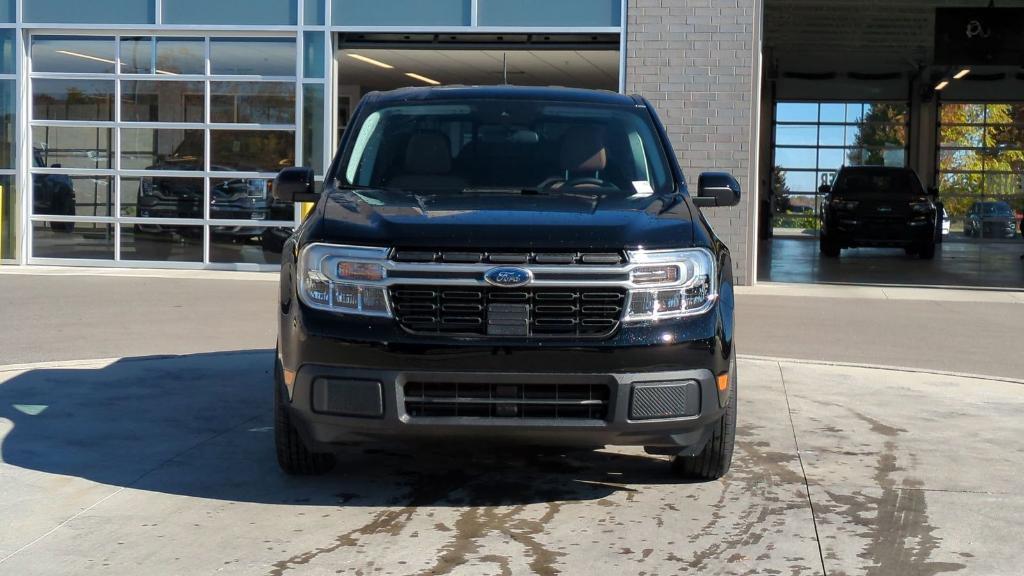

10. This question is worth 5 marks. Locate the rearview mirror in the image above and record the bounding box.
[694,172,741,208]
[273,167,317,203]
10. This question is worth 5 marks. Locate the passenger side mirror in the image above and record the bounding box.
[818,184,831,194]
[50,163,62,169]
[927,186,939,198]
[273,167,317,203]
[694,172,741,208]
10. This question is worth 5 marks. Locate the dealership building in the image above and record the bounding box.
[0,0,1021,288]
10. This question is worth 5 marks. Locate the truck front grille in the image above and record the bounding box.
[404,382,611,420]
[389,286,626,338]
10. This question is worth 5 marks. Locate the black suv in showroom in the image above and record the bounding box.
[964,201,1018,239]
[272,86,742,480]
[819,166,940,259]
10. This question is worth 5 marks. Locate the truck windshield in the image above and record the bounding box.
[337,99,674,196]
[832,169,924,197]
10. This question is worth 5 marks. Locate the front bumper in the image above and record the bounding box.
[829,216,935,246]
[279,301,732,454]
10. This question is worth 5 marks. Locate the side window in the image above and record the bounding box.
[345,111,382,186]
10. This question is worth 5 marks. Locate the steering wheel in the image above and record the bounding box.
[536,177,619,192]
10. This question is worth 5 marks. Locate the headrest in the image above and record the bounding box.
[404,132,452,175]
[560,126,607,173]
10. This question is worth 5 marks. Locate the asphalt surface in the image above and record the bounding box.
[2,353,1021,575]
[1,271,1021,379]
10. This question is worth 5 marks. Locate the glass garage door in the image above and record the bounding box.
[28,34,300,268]
[771,101,909,236]
[937,102,1024,240]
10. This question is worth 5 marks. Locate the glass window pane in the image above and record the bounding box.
[845,104,865,124]
[33,174,113,217]
[0,80,14,169]
[164,0,296,25]
[985,124,1024,149]
[775,102,818,123]
[32,126,113,169]
[0,176,15,259]
[774,147,816,170]
[848,124,907,148]
[210,226,292,264]
[478,0,618,26]
[32,36,116,73]
[121,80,205,123]
[863,103,907,124]
[32,222,115,260]
[817,148,846,172]
[120,37,152,74]
[939,126,983,148]
[304,0,325,25]
[156,38,205,75]
[774,125,816,146]
[121,225,203,262]
[211,130,295,172]
[303,32,325,79]
[25,0,154,24]
[210,177,290,221]
[939,149,984,172]
[818,125,847,146]
[938,172,983,196]
[120,177,203,218]
[303,84,324,174]
[0,0,12,23]
[120,128,204,171]
[210,82,296,124]
[210,38,296,76]
[819,103,845,123]
[940,103,985,125]
[333,0,470,26]
[0,29,14,74]
[777,170,817,193]
[32,79,115,121]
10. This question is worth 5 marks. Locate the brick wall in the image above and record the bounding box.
[626,0,761,285]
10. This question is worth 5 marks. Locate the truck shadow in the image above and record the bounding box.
[0,350,692,509]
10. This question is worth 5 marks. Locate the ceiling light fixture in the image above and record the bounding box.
[934,80,950,91]
[346,53,394,69]
[405,72,441,86]
[953,68,971,79]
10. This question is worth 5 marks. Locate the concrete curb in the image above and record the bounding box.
[739,353,1024,386]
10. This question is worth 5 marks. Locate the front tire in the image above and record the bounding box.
[918,241,936,260]
[274,359,335,475]
[672,355,737,481]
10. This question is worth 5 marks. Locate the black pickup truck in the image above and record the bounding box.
[272,86,742,480]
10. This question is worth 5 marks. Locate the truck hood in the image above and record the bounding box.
[315,189,695,250]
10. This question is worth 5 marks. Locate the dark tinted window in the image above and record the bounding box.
[338,99,673,196]
[832,169,923,196]
[981,202,1013,216]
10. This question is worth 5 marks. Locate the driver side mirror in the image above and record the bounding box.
[272,167,318,203]
[694,172,741,208]
[927,186,939,198]
[818,184,831,194]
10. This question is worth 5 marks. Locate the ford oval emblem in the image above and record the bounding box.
[484,267,533,288]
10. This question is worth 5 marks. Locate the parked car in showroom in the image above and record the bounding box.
[964,201,1017,239]
[272,86,741,480]
[818,166,939,259]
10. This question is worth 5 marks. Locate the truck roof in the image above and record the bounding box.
[363,85,640,107]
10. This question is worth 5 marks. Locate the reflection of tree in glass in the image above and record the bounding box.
[847,104,908,166]
[938,103,1024,222]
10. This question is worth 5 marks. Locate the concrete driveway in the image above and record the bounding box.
[1,353,1021,575]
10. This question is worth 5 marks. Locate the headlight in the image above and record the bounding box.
[624,248,717,322]
[298,244,391,317]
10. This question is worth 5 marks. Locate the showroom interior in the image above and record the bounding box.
[0,0,1021,289]
[759,0,1024,289]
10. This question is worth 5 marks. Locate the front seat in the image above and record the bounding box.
[386,132,466,191]
[557,125,608,188]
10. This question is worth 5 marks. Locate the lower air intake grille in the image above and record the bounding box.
[404,382,611,420]
[389,286,626,338]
